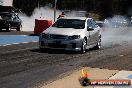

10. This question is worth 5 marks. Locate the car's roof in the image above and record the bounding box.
[60,17,92,20]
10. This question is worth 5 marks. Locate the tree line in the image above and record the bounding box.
[13,0,132,19]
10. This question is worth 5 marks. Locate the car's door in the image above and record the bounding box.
[87,19,100,45]
[91,20,100,43]
[86,19,93,46]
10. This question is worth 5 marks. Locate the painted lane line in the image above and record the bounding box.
[1,41,38,47]
[105,71,132,88]
[128,74,132,79]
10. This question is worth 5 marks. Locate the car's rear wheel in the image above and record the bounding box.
[80,39,87,54]
[94,37,101,49]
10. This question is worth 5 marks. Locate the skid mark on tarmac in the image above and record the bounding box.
[0,35,39,46]
[38,67,132,88]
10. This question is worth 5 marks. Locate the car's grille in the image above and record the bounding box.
[50,34,67,39]
[72,43,76,49]
[48,43,66,48]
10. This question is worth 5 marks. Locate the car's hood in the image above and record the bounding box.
[43,27,84,36]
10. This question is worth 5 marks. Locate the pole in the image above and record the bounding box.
[38,0,40,8]
[54,0,57,22]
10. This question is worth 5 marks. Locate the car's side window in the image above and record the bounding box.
[87,19,93,28]
[91,20,97,28]
[87,19,95,31]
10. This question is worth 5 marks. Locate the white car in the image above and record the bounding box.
[39,17,101,53]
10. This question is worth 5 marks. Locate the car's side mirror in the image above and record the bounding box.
[87,27,94,31]
[96,24,99,27]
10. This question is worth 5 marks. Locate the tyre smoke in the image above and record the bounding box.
[19,7,61,31]
[3,0,132,47]
[101,15,132,47]
[19,9,87,31]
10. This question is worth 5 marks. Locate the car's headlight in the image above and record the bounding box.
[41,33,49,38]
[68,35,80,40]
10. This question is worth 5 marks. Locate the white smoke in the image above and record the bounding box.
[104,15,128,28]
[0,0,13,6]
[20,9,87,31]
[20,8,132,47]
[101,15,132,47]
[20,7,61,31]
[2,0,132,47]
[64,11,87,17]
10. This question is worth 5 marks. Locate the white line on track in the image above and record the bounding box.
[0,41,38,47]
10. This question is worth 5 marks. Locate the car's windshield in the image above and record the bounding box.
[52,19,85,29]
[0,13,12,20]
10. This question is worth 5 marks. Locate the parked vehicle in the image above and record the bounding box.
[104,16,128,28]
[39,17,101,53]
[96,21,104,27]
[0,12,22,31]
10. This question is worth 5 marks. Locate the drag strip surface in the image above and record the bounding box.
[0,29,132,88]
[0,41,132,88]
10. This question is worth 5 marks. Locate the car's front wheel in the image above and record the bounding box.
[16,25,22,31]
[6,24,11,32]
[6,27,11,32]
[80,39,87,54]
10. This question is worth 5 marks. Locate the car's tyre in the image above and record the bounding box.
[94,37,101,50]
[80,38,87,54]
[6,27,11,32]
[6,24,11,32]
[16,25,22,31]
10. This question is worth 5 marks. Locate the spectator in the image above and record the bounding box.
[57,12,65,19]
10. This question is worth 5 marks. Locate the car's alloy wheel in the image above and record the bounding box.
[95,38,101,49]
[80,39,87,54]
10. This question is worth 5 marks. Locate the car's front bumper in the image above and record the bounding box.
[39,37,83,51]
[0,22,9,29]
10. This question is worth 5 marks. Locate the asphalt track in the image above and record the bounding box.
[0,30,132,88]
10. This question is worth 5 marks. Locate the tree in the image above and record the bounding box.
[13,0,132,18]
